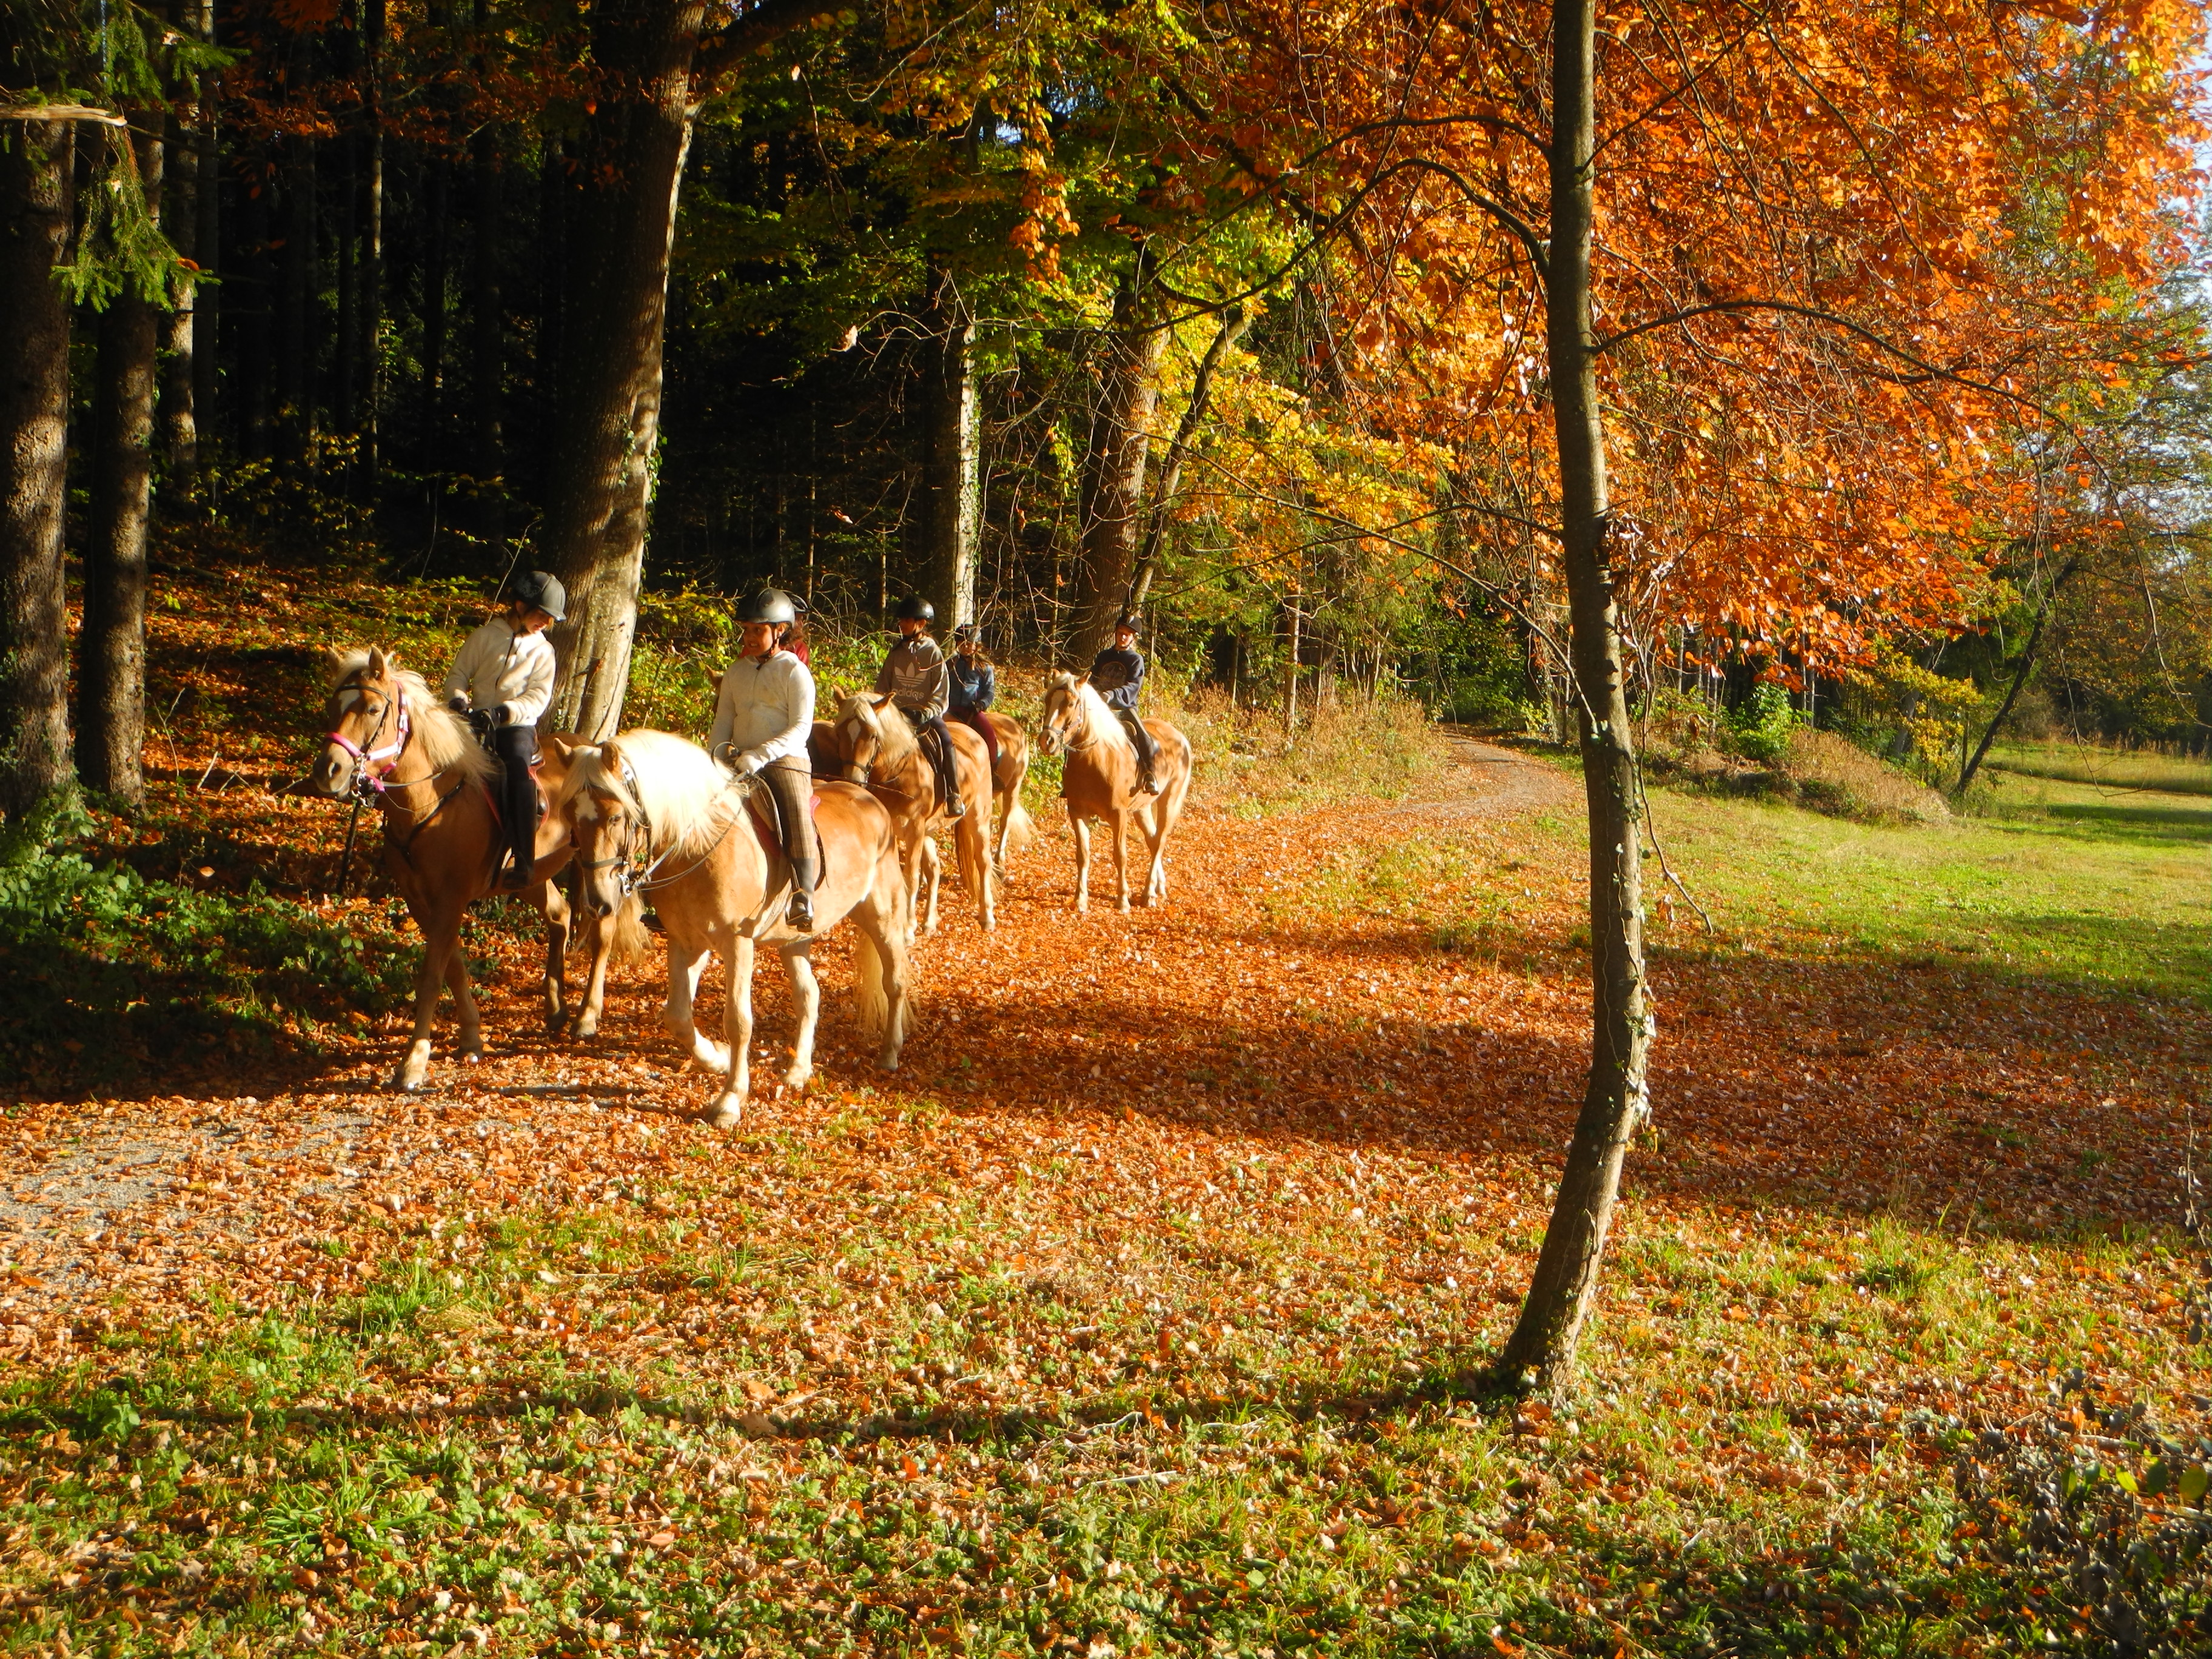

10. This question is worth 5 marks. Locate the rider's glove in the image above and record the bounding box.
[447,693,470,715]
[491,705,512,726]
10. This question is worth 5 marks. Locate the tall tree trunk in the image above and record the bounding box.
[422,150,449,459]
[471,110,504,549]
[159,87,199,494]
[360,0,386,484]
[238,155,273,458]
[541,0,707,740]
[1127,302,1247,613]
[1067,254,1164,665]
[918,263,978,629]
[0,117,77,817]
[80,123,166,809]
[335,132,357,435]
[276,136,317,464]
[192,72,219,452]
[1498,0,1652,1397]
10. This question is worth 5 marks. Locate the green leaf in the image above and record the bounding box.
[2181,1464,2210,1504]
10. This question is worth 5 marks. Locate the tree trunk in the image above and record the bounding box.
[159,88,199,492]
[1067,255,1164,665]
[276,136,317,464]
[0,117,78,817]
[1956,555,2078,797]
[335,132,357,435]
[1283,596,1301,734]
[1128,302,1247,613]
[360,0,385,484]
[80,122,166,809]
[471,109,504,549]
[918,263,979,629]
[192,69,218,452]
[1496,0,1653,1397]
[238,155,272,458]
[541,0,707,740]
[422,150,450,458]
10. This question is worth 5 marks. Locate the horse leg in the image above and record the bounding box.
[917,836,942,939]
[665,939,731,1076]
[960,807,994,931]
[779,942,819,1095]
[444,947,484,1062]
[397,912,461,1091]
[1069,804,1091,914]
[1111,809,1133,914]
[707,934,757,1129]
[573,907,615,1040]
[539,876,573,1031]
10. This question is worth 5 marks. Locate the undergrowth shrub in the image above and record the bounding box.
[1727,683,1800,762]
[0,799,414,1093]
[1178,687,1447,813]
[1640,691,1947,822]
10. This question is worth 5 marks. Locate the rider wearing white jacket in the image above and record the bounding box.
[709,589,818,930]
[441,571,565,888]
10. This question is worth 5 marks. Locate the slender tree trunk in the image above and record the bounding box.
[192,75,219,452]
[471,106,504,549]
[422,150,450,458]
[0,116,77,817]
[541,0,707,740]
[1128,302,1247,613]
[159,85,199,494]
[361,0,386,484]
[276,136,317,464]
[238,155,273,458]
[1068,256,1165,665]
[1283,596,1301,734]
[919,263,979,629]
[1956,555,2078,797]
[80,122,167,808]
[1498,0,1652,1398]
[335,132,357,435]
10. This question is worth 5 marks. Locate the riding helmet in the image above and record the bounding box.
[736,586,799,626]
[1114,610,1142,633]
[506,569,567,622]
[895,594,936,623]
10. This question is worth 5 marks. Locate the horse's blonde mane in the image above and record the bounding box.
[555,729,737,857]
[329,649,497,784]
[1045,672,1130,757]
[836,689,920,769]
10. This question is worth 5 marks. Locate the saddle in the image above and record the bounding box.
[745,786,820,861]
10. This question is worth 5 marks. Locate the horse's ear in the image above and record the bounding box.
[544,734,574,763]
[872,693,896,711]
[366,647,390,680]
[324,648,351,683]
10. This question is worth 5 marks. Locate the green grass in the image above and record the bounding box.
[1986,739,2211,797]
[1637,768,2208,1001]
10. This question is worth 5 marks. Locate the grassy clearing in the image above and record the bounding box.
[1629,767,2209,1002]
[1988,740,2211,797]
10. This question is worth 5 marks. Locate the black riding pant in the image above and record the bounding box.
[759,757,817,896]
[493,723,539,877]
[1115,708,1158,779]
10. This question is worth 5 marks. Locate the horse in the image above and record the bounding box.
[554,729,911,1127]
[309,648,643,1090]
[821,691,997,936]
[964,711,1037,877]
[1036,672,1194,913]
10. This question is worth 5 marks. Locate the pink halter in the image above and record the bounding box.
[327,683,411,791]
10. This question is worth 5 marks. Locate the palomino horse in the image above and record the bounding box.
[1037,673,1194,913]
[309,649,642,1090]
[822,691,997,936]
[964,711,1036,877]
[555,730,911,1127]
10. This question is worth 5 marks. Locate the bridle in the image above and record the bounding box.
[574,754,740,898]
[326,679,412,796]
[1041,689,1099,757]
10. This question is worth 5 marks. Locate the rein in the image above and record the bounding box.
[327,677,482,866]
[580,759,742,897]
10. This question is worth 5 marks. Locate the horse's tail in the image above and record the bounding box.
[1000,797,1035,859]
[609,891,651,963]
[855,928,889,1044]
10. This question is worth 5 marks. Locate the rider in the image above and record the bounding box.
[876,595,964,819]
[1088,610,1159,795]
[442,569,563,888]
[709,587,818,931]
[946,622,999,783]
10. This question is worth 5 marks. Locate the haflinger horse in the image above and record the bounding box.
[966,711,1037,877]
[1037,673,1194,913]
[310,648,644,1090]
[822,691,999,936]
[555,729,911,1127]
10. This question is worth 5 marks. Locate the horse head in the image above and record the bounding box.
[1037,672,1090,757]
[833,691,899,785]
[557,741,645,919]
[316,647,410,798]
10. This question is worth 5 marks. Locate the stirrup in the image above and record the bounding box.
[944,796,965,819]
[786,891,816,932]
[501,859,532,890]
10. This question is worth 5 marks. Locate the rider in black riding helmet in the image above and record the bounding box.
[709,587,818,931]
[876,595,965,819]
[1088,610,1159,795]
[441,569,563,888]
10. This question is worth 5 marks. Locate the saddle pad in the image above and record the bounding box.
[746,789,821,860]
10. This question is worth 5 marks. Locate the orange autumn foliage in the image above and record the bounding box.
[1179,0,2208,672]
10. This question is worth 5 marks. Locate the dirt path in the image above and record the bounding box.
[1370,728,1583,823]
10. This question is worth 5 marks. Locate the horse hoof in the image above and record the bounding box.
[705,1102,743,1130]
[392,1068,424,1092]
[782,1069,813,1095]
[572,1017,600,1040]
[460,1047,483,1065]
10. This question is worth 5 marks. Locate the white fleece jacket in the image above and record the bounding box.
[709,650,815,774]
[441,617,558,727]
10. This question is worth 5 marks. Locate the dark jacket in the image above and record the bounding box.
[1089,646,1145,711]
[948,654,995,713]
